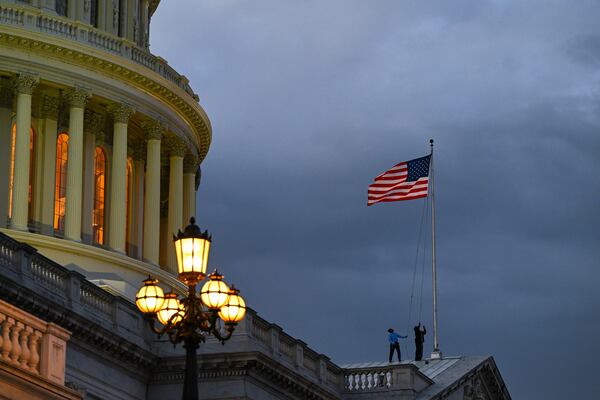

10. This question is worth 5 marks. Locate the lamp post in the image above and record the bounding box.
[135,217,246,400]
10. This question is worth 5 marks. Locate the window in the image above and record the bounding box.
[125,157,133,255]
[93,147,106,244]
[90,0,99,28]
[9,123,35,222]
[54,133,69,232]
[55,0,68,17]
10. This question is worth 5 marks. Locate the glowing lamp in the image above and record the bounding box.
[200,270,230,310]
[173,217,211,285]
[218,286,246,324]
[135,277,164,314]
[157,291,184,325]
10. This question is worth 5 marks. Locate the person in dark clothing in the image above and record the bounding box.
[414,323,426,361]
[388,328,407,363]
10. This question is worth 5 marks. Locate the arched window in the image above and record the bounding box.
[9,123,35,222]
[93,147,107,244]
[54,133,69,232]
[125,157,133,255]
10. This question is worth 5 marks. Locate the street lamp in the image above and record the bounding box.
[135,217,246,400]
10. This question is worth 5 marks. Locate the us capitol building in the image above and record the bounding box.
[0,1,511,399]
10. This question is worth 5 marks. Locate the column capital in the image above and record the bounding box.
[41,95,60,120]
[131,142,147,161]
[142,119,165,141]
[13,73,39,95]
[0,79,13,108]
[84,109,105,135]
[166,135,188,158]
[63,87,91,108]
[109,102,136,124]
[183,153,200,174]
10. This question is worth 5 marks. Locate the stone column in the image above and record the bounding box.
[140,0,149,47]
[183,154,198,226]
[166,137,187,273]
[108,103,135,253]
[10,73,39,231]
[82,110,105,243]
[142,120,164,265]
[63,87,90,241]
[39,94,60,235]
[0,80,13,227]
[132,144,145,259]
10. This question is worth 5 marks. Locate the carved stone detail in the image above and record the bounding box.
[63,87,91,108]
[108,103,136,124]
[165,136,188,158]
[41,95,60,119]
[12,73,39,95]
[142,119,165,141]
[183,153,199,174]
[131,142,147,161]
[84,109,105,135]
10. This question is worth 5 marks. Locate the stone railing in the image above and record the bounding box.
[0,231,144,346]
[344,366,394,391]
[0,4,197,100]
[341,363,433,396]
[0,299,70,385]
[244,310,343,393]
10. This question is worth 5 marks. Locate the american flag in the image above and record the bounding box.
[368,155,431,206]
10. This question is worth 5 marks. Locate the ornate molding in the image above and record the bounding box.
[108,102,136,124]
[131,142,147,161]
[166,136,188,158]
[12,72,39,95]
[142,119,165,141]
[84,109,105,135]
[0,31,211,161]
[63,87,91,108]
[41,94,60,119]
[183,154,199,174]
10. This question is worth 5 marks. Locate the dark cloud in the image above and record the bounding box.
[151,2,600,398]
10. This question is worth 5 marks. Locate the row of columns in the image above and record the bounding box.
[7,73,199,269]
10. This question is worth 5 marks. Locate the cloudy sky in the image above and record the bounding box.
[151,1,600,398]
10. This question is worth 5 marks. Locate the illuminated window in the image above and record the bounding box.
[54,133,69,232]
[125,157,133,255]
[9,123,35,221]
[93,147,107,244]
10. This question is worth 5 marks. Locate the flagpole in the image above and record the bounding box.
[430,139,442,360]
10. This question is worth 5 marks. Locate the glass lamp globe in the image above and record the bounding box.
[157,291,184,325]
[173,217,211,286]
[200,270,230,310]
[218,286,246,325]
[135,277,165,314]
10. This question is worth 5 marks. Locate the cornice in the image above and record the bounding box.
[152,352,341,400]
[0,28,211,162]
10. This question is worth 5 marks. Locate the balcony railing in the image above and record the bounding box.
[0,4,197,100]
[0,298,71,385]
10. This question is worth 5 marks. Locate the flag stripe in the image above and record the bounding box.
[367,156,430,205]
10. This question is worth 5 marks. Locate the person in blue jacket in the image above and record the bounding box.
[388,328,407,363]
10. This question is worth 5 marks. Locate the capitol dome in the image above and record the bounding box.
[0,0,209,298]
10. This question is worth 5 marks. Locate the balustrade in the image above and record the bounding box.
[345,368,392,391]
[0,300,70,384]
[0,4,196,98]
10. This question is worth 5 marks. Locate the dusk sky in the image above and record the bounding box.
[151,2,600,398]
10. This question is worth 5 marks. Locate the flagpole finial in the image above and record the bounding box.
[429,139,434,146]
